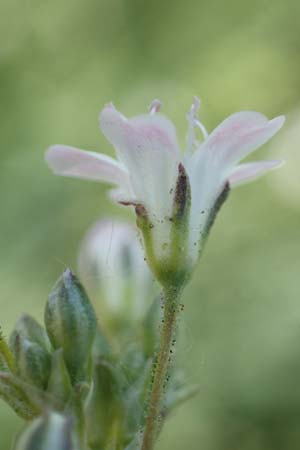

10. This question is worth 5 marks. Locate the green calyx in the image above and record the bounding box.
[135,163,192,290]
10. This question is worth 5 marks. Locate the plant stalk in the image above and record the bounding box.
[141,286,181,450]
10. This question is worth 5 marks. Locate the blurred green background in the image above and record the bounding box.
[1,0,300,449]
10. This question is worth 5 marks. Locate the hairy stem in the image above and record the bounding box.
[141,286,181,450]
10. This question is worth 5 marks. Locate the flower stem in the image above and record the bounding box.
[141,286,181,450]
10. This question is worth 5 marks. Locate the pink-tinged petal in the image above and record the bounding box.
[45,145,129,188]
[99,104,181,159]
[99,104,181,217]
[229,160,284,187]
[200,111,285,165]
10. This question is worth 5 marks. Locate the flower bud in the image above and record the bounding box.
[9,316,52,389]
[10,335,51,389]
[45,269,97,384]
[78,219,155,329]
[10,314,51,353]
[14,412,79,450]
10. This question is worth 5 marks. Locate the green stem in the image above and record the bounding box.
[141,286,181,450]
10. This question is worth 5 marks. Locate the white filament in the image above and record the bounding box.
[186,96,208,155]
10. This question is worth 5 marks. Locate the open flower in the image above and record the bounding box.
[78,218,154,324]
[46,99,284,286]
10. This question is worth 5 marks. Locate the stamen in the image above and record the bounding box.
[194,118,209,140]
[191,96,200,114]
[186,96,208,155]
[149,99,163,115]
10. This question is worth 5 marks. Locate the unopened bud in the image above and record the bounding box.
[9,315,51,388]
[45,269,97,384]
[78,219,155,329]
[15,412,79,450]
[10,335,51,389]
[11,314,51,352]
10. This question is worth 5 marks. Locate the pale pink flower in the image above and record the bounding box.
[46,99,284,283]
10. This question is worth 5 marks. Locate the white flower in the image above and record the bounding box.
[78,218,154,323]
[46,98,284,285]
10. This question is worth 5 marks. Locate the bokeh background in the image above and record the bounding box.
[1,0,300,449]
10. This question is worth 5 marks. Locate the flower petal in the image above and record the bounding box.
[200,112,285,165]
[99,104,181,158]
[99,104,181,217]
[45,145,129,188]
[229,160,284,187]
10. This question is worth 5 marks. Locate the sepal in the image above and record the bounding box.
[85,359,125,449]
[0,372,57,419]
[47,349,72,405]
[0,372,39,420]
[201,181,230,243]
[171,163,191,230]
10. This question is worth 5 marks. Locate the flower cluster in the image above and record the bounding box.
[0,96,285,450]
[0,268,174,450]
